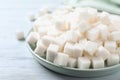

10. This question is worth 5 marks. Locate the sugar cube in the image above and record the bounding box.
[46,44,59,62]
[64,42,74,57]
[84,41,98,56]
[16,30,24,40]
[72,44,83,58]
[54,53,69,67]
[67,57,77,68]
[34,40,47,57]
[96,46,110,60]
[107,54,119,66]
[104,41,117,53]
[92,57,104,69]
[41,36,55,48]
[86,28,100,41]
[78,57,91,69]
[111,31,120,41]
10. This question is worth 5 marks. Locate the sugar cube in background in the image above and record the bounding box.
[54,37,66,52]
[54,52,69,67]
[96,46,110,60]
[104,41,117,53]
[28,13,36,21]
[16,30,24,40]
[96,24,109,40]
[55,19,70,31]
[110,31,120,41]
[47,27,62,37]
[37,6,51,17]
[92,57,104,69]
[95,40,103,47]
[67,57,77,68]
[79,38,88,45]
[117,41,120,47]
[98,12,110,25]
[107,54,119,66]
[115,48,120,54]
[34,40,47,57]
[38,27,49,37]
[78,57,91,69]
[86,28,100,41]
[57,5,73,12]
[46,44,59,62]
[78,20,91,34]
[41,36,55,48]
[66,30,79,43]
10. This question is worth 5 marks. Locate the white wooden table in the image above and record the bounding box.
[0,0,120,80]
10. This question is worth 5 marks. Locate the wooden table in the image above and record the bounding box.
[0,0,120,80]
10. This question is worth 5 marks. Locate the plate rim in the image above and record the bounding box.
[26,39,120,72]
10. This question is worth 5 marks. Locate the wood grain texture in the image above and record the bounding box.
[0,0,120,80]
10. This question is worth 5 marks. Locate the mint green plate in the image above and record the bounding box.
[26,31,120,77]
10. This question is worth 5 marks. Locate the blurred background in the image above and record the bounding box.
[0,0,120,80]
[63,0,120,15]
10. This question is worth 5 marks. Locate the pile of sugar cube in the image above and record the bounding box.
[26,6,120,69]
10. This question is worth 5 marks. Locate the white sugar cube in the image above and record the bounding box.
[57,5,73,12]
[111,31,120,41]
[38,27,49,37]
[37,6,51,17]
[46,44,59,62]
[16,30,24,40]
[47,27,62,37]
[92,57,104,69]
[72,44,83,58]
[26,32,40,47]
[96,24,109,40]
[107,54,119,66]
[28,13,36,21]
[66,30,79,43]
[64,42,74,57]
[41,36,55,48]
[70,22,80,30]
[116,48,120,54]
[84,41,98,56]
[75,7,95,20]
[86,28,100,41]
[117,41,120,47]
[83,52,93,60]
[54,53,69,67]
[79,38,88,45]
[54,37,66,52]
[99,12,110,25]
[67,57,77,68]
[87,7,97,15]
[55,20,70,31]
[109,15,120,31]
[96,46,110,60]
[78,20,90,33]
[78,57,91,69]
[95,40,103,47]
[104,41,117,53]
[34,40,47,57]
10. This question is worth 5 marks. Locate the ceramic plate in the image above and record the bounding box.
[26,32,120,77]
